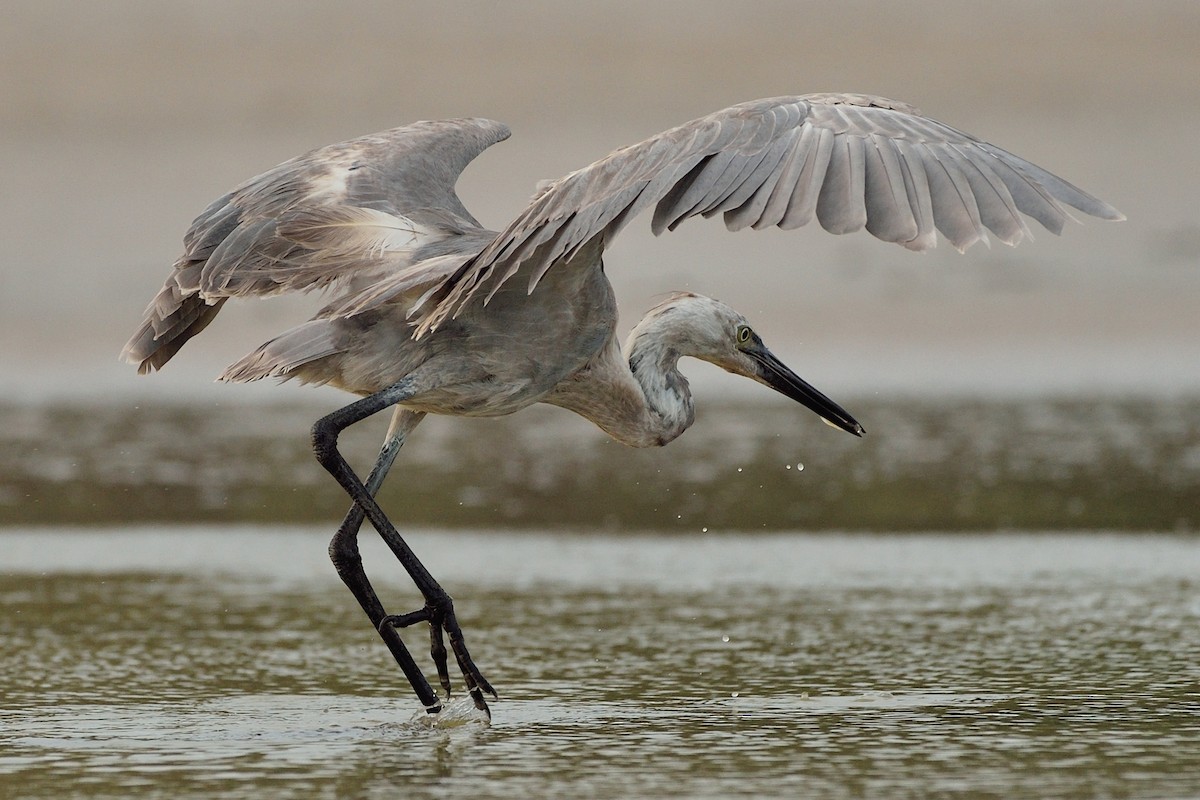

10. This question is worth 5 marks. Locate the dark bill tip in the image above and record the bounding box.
[747,347,864,437]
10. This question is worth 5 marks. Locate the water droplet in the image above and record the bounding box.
[736,467,742,473]
[785,464,792,470]
[731,691,740,698]
[796,463,805,471]
[701,527,709,533]
[721,635,730,643]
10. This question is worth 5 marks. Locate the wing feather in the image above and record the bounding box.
[892,139,937,251]
[943,142,1029,246]
[417,94,1120,333]
[723,135,798,231]
[122,118,509,372]
[657,150,741,230]
[863,134,919,244]
[778,124,836,230]
[704,138,792,220]
[816,130,868,235]
[913,142,988,251]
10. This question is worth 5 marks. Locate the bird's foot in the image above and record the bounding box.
[380,594,496,718]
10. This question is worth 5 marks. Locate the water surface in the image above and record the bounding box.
[3,528,1198,798]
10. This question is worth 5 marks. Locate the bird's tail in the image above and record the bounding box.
[218,318,341,384]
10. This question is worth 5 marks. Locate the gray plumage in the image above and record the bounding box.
[121,119,509,374]
[120,93,1121,716]
[123,93,1121,407]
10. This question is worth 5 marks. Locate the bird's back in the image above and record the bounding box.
[222,237,619,420]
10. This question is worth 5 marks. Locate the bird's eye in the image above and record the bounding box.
[735,325,753,345]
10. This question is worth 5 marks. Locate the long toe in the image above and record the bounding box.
[429,622,454,698]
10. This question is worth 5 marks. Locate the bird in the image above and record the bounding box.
[121,93,1122,718]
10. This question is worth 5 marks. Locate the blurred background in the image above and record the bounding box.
[5,11,1198,794]
[1,0,1198,529]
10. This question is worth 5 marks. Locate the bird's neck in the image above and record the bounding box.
[622,327,695,446]
[542,311,697,448]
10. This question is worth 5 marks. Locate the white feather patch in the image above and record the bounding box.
[279,206,433,257]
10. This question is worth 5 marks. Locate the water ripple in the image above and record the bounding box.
[1,530,1198,799]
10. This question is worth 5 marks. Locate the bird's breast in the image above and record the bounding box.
[400,257,618,417]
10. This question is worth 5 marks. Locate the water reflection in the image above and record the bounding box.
[2,530,1198,798]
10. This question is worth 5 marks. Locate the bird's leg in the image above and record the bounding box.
[331,408,461,701]
[354,412,477,704]
[326,408,444,711]
[312,382,496,716]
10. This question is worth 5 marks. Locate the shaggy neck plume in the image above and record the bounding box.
[544,297,706,449]
[622,314,696,447]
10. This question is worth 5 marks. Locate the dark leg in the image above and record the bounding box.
[313,383,496,716]
[327,408,443,711]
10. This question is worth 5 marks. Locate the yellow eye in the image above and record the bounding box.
[736,324,753,345]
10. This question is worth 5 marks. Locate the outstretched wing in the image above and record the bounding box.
[418,94,1122,334]
[121,118,510,373]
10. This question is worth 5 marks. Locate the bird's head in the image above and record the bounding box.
[635,292,865,437]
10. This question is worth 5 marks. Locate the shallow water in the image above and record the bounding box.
[2,528,1198,798]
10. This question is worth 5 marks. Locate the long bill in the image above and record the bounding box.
[745,346,865,437]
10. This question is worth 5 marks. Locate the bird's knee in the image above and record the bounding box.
[328,528,361,572]
[310,418,340,465]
